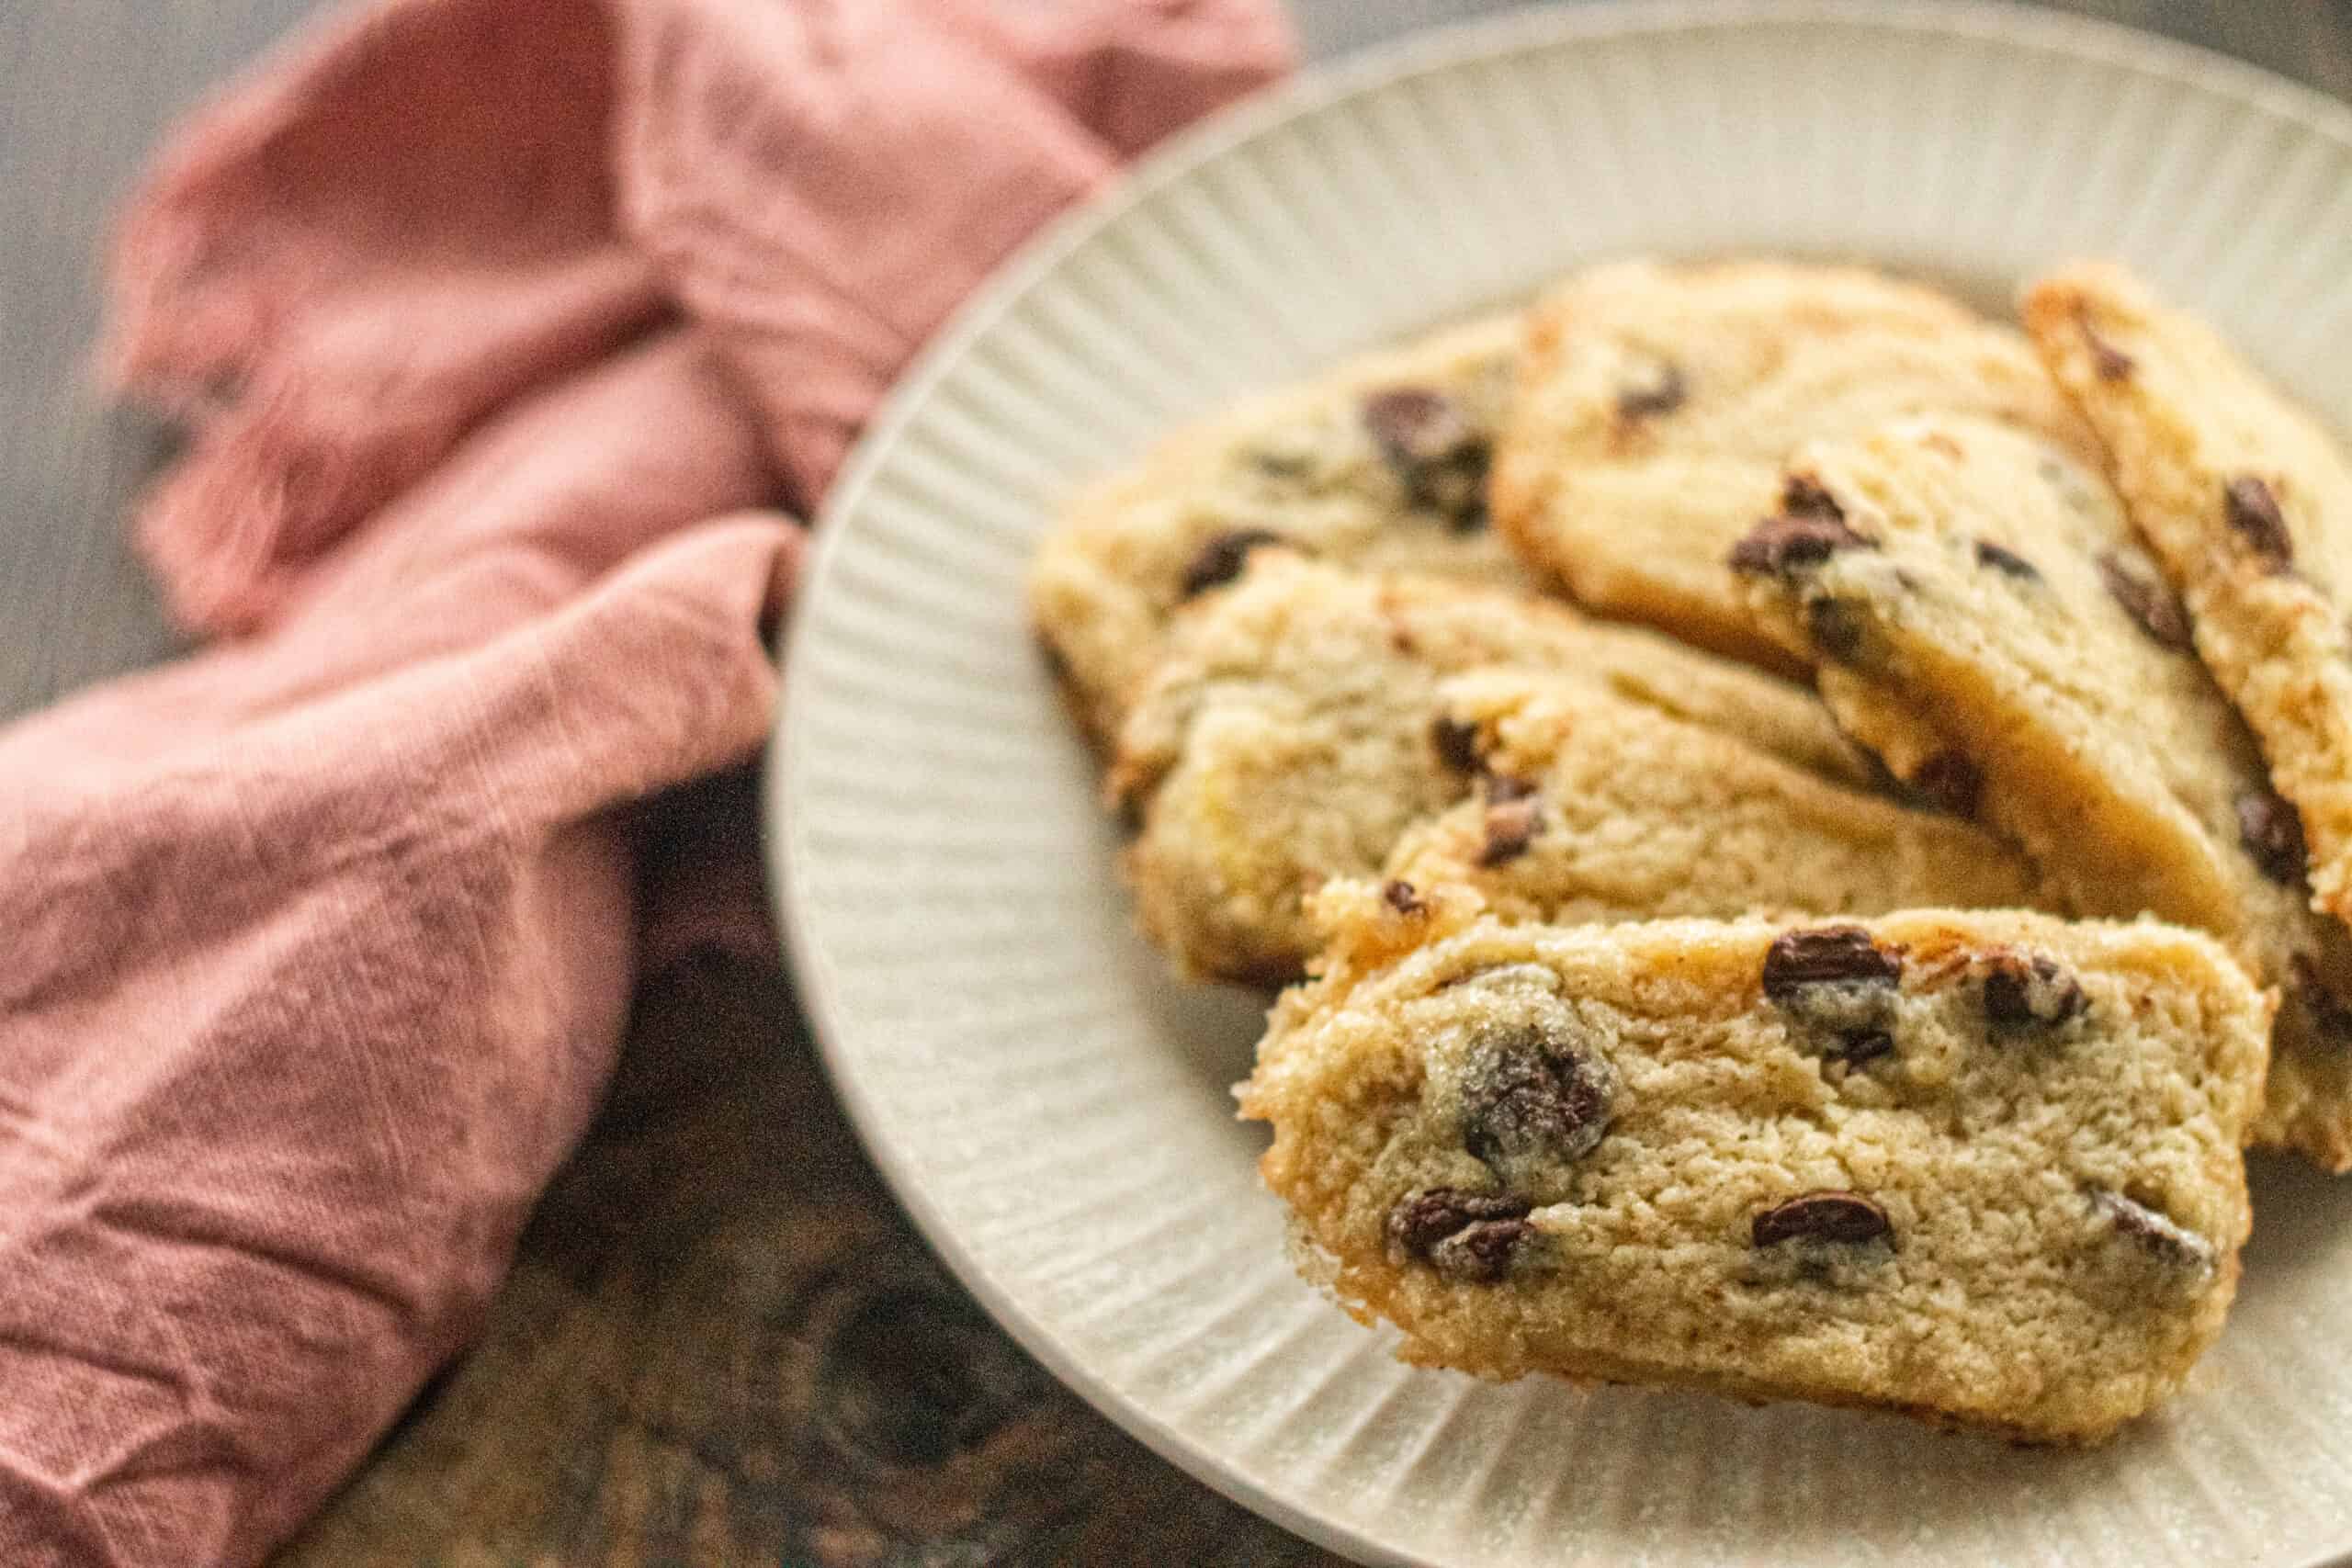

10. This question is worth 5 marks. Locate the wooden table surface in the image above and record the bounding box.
[6,1,2350,1563]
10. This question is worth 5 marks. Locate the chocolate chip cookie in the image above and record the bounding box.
[1107,555,1873,984]
[1374,667,2051,932]
[2027,262,2352,932]
[1494,259,2097,671]
[1030,313,1532,746]
[1244,906,2270,1442]
[1731,414,2352,1168]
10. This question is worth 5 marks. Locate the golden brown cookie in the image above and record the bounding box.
[1246,902,2269,1443]
[2028,262,2352,933]
[1108,555,1872,984]
[1731,414,2352,1168]
[1031,313,1532,746]
[1495,259,2096,671]
[1375,667,2050,931]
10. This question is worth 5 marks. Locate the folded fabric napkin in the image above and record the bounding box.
[0,1,1290,1561]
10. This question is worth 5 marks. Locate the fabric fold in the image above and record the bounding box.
[5,0,1291,1559]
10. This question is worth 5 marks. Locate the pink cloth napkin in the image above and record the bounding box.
[0,2,1291,1562]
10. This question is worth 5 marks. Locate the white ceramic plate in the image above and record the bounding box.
[770,6,2352,1563]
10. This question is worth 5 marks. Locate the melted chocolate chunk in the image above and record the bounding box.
[2082,319,2136,383]
[1461,1024,1616,1174]
[1781,474,1846,521]
[1910,752,1984,819]
[1821,1030,1894,1066]
[1363,386,1490,521]
[1616,362,1688,421]
[1477,794,1542,867]
[2097,551,2193,650]
[1384,879,1428,917]
[1980,950,2087,1035]
[1385,1189,1534,1282]
[1728,513,1876,577]
[2224,476,2293,570]
[1973,539,2041,581]
[1430,714,1484,773]
[2291,955,2352,1043]
[2237,789,2308,886]
[1751,1191,1894,1249]
[1762,928,1904,999]
[1803,596,1867,661]
[1179,528,1289,598]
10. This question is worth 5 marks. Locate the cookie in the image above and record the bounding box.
[1108,554,1872,984]
[1494,259,2097,671]
[1730,414,2352,1168]
[1375,667,2051,931]
[1243,903,2270,1442]
[1030,312,1532,746]
[2027,262,2352,931]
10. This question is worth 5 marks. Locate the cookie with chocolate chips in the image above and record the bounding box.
[2027,262,2352,940]
[1372,668,2048,942]
[1492,259,2098,671]
[1732,412,2352,1168]
[1029,312,1533,746]
[1106,556,1869,983]
[1243,907,2269,1443]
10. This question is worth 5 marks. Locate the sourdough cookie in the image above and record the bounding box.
[1030,313,1532,745]
[2027,262,2352,930]
[1731,414,2352,1167]
[1375,668,2051,931]
[1108,555,1869,984]
[1244,905,2269,1442]
[1495,259,2096,671]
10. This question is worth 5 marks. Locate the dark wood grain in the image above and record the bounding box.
[4,2,2349,1564]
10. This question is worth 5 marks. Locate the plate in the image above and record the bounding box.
[769,6,2352,1563]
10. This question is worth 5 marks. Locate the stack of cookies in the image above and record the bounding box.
[1028,259,2352,1443]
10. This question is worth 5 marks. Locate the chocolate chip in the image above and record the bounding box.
[1179,528,1288,598]
[1477,794,1542,867]
[1781,474,1845,521]
[1764,928,1904,1065]
[1433,1217,1536,1281]
[2237,789,2308,886]
[2291,955,2352,1043]
[1363,386,1476,461]
[1763,928,1903,998]
[2097,551,2193,650]
[1910,751,1984,818]
[2082,319,2136,383]
[2086,1189,2215,1280]
[1430,714,1484,773]
[2224,476,2293,570]
[1980,950,2087,1034]
[1803,596,1868,660]
[1385,1189,1534,1280]
[1363,386,1490,520]
[1460,1023,1616,1174]
[1247,447,1314,479]
[1728,513,1876,577]
[1487,773,1538,804]
[1616,362,1688,421]
[1821,1031,1894,1066]
[1973,539,2041,581]
[1751,1191,1894,1250]
[1384,879,1428,916]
